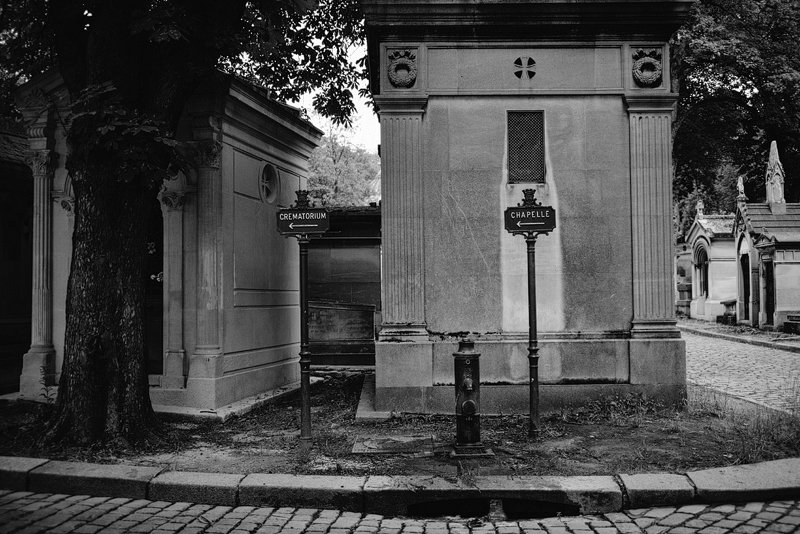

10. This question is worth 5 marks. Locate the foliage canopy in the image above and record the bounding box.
[672,0,800,236]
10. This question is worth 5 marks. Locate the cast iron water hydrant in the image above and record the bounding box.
[453,339,488,455]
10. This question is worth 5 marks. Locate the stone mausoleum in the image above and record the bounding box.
[684,201,736,322]
[13,71,322,414]
[361,0,691,413]
[734,142,800,331]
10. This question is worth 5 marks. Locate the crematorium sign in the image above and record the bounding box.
[276,207,330,236]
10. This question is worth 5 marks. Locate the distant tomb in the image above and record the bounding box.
[734,142,800,330]
[684,201,737,323]
[361,0,692,413]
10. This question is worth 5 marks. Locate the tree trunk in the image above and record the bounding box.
[47,173,158,445]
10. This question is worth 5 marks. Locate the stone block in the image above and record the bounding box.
[619,473,695,508]
[687,458,800,502]
[239,474,365,512]
[19,349,55,399]
[375,341,432,388]
[0,456,50,490]
[374,386,427,412]
[629,339,686,385]
[431,340,529,386]
[28,461,162,499]
[148,471,244,506]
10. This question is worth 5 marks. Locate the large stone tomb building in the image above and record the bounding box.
[14,71,322,413]
[361,0,691,413]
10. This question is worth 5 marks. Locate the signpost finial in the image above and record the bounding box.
[519,188,542,208]
[294,190,312,209]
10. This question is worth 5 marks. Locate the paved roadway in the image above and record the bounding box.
[683,332,800,413]
[1,491,799,534]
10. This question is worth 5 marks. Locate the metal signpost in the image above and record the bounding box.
[504,189,556,438]
[277,190,330,449]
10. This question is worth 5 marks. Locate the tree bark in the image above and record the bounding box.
[47,173,158,445]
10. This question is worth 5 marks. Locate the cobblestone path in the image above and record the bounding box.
[684,332,800,413]
[1,491,799,534]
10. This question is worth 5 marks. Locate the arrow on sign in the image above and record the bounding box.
[518,221,546,227]
[289,223,318,229]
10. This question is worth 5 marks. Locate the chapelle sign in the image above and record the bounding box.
[504,205,556,234]
[504,189,555,438]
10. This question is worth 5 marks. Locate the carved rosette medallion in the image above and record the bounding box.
[632,48,663,88]
[387,49,418,88]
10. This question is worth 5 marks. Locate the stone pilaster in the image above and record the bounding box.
[20,147,56,397]
[159,187,188,388]
[626,95,680,338]
[189,141,224,380]
[375,96,428,339]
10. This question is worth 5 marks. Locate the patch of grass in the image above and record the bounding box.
[547,393,669,427]
[687,385,800,466]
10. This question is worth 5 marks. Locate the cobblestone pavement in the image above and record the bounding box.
[1,491,799,534]
[684,332,800,413]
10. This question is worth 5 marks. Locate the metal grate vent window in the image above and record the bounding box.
[508,111,545,183]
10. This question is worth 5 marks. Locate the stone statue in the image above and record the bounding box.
[695,199,704,219]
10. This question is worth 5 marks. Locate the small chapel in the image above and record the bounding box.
[683,201,736,323]
[733,142,800,331]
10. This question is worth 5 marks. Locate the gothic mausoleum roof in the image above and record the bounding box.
[734,141,800,246]
[738,203,800,245]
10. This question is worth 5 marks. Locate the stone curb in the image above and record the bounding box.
[2,456,799,515]
[678,325,800,354]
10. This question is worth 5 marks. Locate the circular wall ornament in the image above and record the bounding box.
[260,163,280,204]
[632,48,663,88]
[514,57,536,79]
[387,49,417,88]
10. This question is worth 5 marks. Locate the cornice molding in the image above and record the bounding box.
[373,95,429,114]
[360,0,693,40]
[624,93,678,113]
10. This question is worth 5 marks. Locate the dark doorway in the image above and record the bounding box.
[764,260,775,325]
[696,247,709,297]
[740,254,750,320]
[0,159,32,394]
[144,198,163,375]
